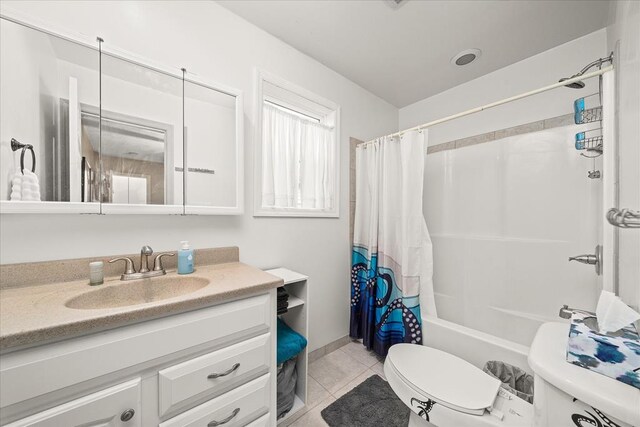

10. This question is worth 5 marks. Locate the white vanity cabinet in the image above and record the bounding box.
[0,292,277,427]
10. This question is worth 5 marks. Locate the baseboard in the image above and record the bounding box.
[308,335,351,363]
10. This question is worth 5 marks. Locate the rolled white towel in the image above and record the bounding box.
[22,170,41,201]
[23,181,38,192]
[9,173,22,201]
[22,170,38,183]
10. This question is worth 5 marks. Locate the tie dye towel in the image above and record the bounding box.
[566,312,640,389]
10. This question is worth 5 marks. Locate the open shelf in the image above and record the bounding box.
[267,267,309,426]
[277,395,305,425]
[286,295,304,310]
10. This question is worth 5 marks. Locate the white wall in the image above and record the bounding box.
[0,1,399,352]
[607,0,640,311]
[400,30,608,146]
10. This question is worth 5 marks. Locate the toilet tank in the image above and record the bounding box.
[528,322,639,427]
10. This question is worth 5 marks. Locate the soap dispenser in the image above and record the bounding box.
[178,241,194,274]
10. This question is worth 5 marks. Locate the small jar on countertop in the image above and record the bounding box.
[89,261,104,286]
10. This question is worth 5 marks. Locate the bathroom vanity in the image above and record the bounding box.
[0,247,281,426]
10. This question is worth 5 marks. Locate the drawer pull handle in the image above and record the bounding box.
[120,408,135,422]
[208,407,240,426]
[207,362,240,379]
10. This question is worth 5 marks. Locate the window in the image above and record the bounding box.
[255,70,340,217]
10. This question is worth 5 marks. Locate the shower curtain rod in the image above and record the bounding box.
[366,65,614,144]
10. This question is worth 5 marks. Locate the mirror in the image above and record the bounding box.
[183,80,238,212]
[99,53,183,214]
[0,16,244,215]
[0,18,100,211]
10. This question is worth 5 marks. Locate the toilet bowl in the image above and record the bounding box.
[384,344,533,426]
[385,322,640,427]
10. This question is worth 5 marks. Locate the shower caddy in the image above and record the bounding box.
[573,93,603,159]
[570,62,640,229]
[571,66,640,229]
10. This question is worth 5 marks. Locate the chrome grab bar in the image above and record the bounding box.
[607,208,640,229]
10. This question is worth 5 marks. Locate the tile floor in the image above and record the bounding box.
[281,340,387,427]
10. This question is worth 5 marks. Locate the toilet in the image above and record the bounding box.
[385,322,640,427]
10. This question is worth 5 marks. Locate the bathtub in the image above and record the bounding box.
[422,315,533,375]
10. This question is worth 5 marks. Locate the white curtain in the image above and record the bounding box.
[350,129,436,353]
[262,103,335,209]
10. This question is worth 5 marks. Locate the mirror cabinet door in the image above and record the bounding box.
[98,53,184,214]
[0,18,100,212]
[1,16,242,215]
[183,80,239,213]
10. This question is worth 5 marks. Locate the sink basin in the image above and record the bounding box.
[65,276,210,310]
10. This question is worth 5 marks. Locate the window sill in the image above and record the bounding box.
[253,207,339,218]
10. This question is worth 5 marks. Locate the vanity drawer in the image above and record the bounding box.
[158,333,271,416]
[159,374,270,427]
[245,413,270,426]
[6,378,141,427]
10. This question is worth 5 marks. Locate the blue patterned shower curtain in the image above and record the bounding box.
[349,130,436,357]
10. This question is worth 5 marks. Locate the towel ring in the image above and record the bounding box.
[11,138,36,174]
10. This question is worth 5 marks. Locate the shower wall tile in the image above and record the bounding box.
[494,121,544,140]
[543,113,574,129]
[427,140,455,154]
[455,132,495,149]
[424,113,581,156]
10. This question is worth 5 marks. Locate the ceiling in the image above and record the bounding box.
[217,0,610,108]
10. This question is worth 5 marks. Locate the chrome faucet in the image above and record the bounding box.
[109,246,175,281]
[139,245,153,273]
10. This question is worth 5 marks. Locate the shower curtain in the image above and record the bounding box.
[350,129,436,357]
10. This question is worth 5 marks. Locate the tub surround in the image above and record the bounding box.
[0,247,283,351]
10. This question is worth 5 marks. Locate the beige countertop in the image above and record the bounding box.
[0,262,282,352]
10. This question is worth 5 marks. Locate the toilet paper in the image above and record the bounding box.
[596,290,640,334]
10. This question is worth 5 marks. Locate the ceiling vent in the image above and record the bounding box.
[451,49,482,66]
[384,0,408,10]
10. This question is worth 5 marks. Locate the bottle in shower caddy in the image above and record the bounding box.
[178,241,194,274]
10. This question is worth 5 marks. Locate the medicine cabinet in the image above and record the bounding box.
[0,15,243,215]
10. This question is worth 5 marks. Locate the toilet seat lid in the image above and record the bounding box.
[387,344,502,414]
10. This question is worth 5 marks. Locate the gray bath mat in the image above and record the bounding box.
[321,375,410,427]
